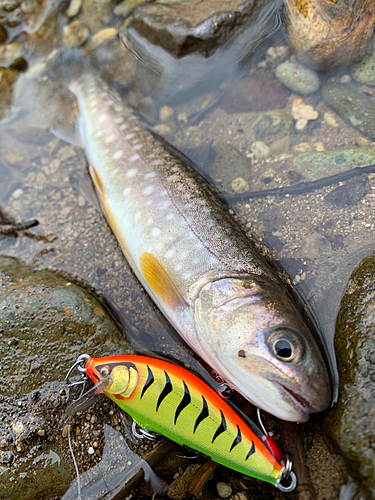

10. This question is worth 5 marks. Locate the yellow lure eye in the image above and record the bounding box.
[100,366,110,377]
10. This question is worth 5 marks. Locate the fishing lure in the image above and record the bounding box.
[66,354,296,492]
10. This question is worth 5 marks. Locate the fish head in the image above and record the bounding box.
[194,277,331,422]
[86,356,138,397]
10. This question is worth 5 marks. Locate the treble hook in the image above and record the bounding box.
[65,354,91,400]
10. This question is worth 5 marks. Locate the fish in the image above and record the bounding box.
[83,354,296,492]
[52,56,332,422]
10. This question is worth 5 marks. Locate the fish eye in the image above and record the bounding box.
[266,327,305,363]
[99,366,110,377]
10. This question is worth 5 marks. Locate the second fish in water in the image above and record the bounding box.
[54,58,331,422]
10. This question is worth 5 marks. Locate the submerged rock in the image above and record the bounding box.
[326,255,375,498]
[0,256,132,398]
[322,82,375,139]
[293,148,375,181]
[350,38,375,86]
[324,175,371,206]
[275,60,320,95]
[205,143,252,191]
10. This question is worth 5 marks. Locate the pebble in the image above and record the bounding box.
[63,20,89,47]
[62,424,71,438]
[314,142,325,151]
[12,421,25,434]
[86,27,118,50]
[159,105,174,122]
[12,188,24,199]
[291,99,318,121]
[351,41,375,86]
[294,142,311,153]
[231,177,249,194]
[295,118,308,132]
[216,482,232,498]
[355,137,370,147]
[87,446,95,455]
[154,124,172,135]
[66,0,83,17]
[275,60,320,95]
[0,451,14,464]
[340,74,351,84]
[250,140,270,158]
[323,112,338,128]
[37,429,45,436]
[234,493,248,500]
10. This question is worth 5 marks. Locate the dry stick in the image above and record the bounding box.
[186,460,220,499]
[279,421,314,500]
[218,163,375,202]
[105,440,176,500]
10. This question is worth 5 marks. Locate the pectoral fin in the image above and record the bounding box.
[140,252,186,310]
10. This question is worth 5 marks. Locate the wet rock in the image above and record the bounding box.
[0,43,26,69]
[217,481,232,498]
[250,140,270,159]
[126,0,268,58]
[350,39,375,86]
[244,109,293,145]
[294,232,332,259]
[205,143,252,191]
[275,60,320,95]
[168,463,202,500]
[284,0,375,71]
[326,255,375,498]
[324,175,370,206]
[222,72,290,114]
[113,0,152,18]
[63,19,89,47]
[79,0,112,32]
[322,82,375,139]
[66,0,82,17]
[0,68,18,119]
[293,148,375,181]
[231,177,249,194]
[0,256,133,397]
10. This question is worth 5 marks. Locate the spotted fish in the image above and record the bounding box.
[54,61,331,422]
[84,354,296,491]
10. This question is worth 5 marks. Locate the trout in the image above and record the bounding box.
[55,62,331,422]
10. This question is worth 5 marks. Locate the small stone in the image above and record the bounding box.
[314,142,325,151]
[0,439,7,448]
[62,425,71,438]
[216,481,232,498]
[78,195,85,207]
[154,124,172,135]
[16,440,24,452]
[0,43,25,69]
[66,0,83,17]
[12,421,25,434]
[351,44,375,86]
[295,119,308,132]
[63,20,89,47]
[340,74,351,83]
[231,177,249,194]
[37,429,45,436]
[355,137,370,147]
[88,446,95,455]
[250,141,270,159]
[294,142,311,153]
[5,153,28,168]
[159,105,174,122]
[234,494,248,500]
[324,112,338,128]
[177,112,188,122]
[291,101,318,121]
[12,188,24,199]
[0,451,14,464]
[275,60,320,95]
[86,28,118,50]
[270,136,291,153]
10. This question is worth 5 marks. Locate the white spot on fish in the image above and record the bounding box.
[146,218,154,227]
[133,144,142,151]
[144,172,156,179]
[151,159,162,166]
[126,168,138,177]
[174,263,183,272]
[105,134,116,144]
[134,212,141,222]
[95,130,103,138]
[165,248,176,259]
[98,114,108,123]
[123,187,132,196]
[113,150,123,160]
[114,105,122,112]
[160,200,172,209]
[167,175,178,182]
[166,213,174,221]
[145,199,153,206]
[119,124,128,131]
[125,133,135,140]
[114,117,123,124]
[151,227,161,237]
[111,168,119,176]
[129,154,140,162]
[143,186,155,195]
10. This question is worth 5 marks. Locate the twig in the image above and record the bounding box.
[218,163,375,202]
[0,219,39,235]
[279,421,314,500]
[185,460,220,499]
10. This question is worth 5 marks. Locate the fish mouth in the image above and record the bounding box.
[274,382,317,421]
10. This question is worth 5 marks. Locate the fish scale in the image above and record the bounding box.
[58,66,332,422]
